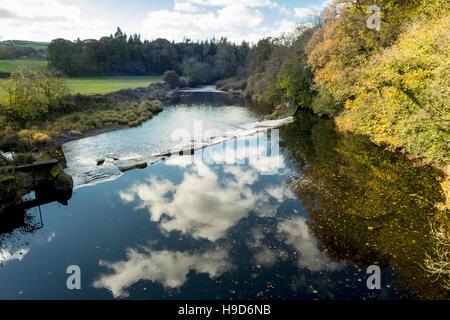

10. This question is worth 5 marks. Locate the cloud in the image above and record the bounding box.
[174,1,201,13]
[141,0,297,43]
[0,8,17,18]
[93,247,232,298]
[187,0,274,8]
[119,153,292,241]
[141,3,265,42]
[293,0,333,19]
[119,163,261,241]
[0,248,29,265]
[294,7,318,18]
[0,0,111,41]
[278,217,343,272]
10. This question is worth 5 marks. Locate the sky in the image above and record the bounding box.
[0,0,332,43]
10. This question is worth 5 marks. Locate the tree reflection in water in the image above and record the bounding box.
[281,111,449,299]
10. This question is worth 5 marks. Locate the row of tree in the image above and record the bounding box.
[0,42,47,60]
[47,28,250,84]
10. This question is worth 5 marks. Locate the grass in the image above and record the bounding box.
[0,75,164,96]
[0,59,47,73]
[0,79,6,95]
[65,76,164,95]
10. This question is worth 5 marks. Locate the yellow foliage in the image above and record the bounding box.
[32,132,51,144]
[336,14,450,165]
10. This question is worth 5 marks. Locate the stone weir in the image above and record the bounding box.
[0,147,74,215]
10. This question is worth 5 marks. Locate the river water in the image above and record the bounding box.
[0,89,448,299]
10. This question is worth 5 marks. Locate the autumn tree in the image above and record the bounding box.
[1,66,69,123]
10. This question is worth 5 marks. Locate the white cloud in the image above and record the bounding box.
[294,7,317,18]
[187,0,274,8]
[0,0,308,43]
[0,0,111,41]
[141,3,265,42]
[119,163,261,241]
[93,247,232,298]
[174,1,201,13]
[278,217,342,272]
[141,0,298,43]
[0,248,29,265]
[119,154,293,241]
[294,0,333,19]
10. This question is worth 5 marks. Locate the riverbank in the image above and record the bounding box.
[215,79,450,211]
[0,82,177,153]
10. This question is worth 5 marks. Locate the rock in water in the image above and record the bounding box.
[118,162,147,172]
[97,158,105,166]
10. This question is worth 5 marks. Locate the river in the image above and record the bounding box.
[0,88,448,299]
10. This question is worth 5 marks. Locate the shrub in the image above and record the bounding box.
[125,111,138,122]
[128,119,143,128]
[163,70,181,88]
[139,111,153,121]
[32,132,51,144]
[138,100,163,114]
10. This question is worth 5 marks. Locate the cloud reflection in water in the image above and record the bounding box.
[96,150,342,298]
[93,247,231,298]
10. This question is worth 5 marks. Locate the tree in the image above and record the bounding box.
[163,70,181,88]
[183,58,212,86]
[277,26,316,110]
[1,66,69,123]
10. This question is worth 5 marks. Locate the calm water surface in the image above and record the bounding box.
[0,91,448,299]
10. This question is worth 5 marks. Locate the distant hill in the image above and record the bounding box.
[0,40,48,60]
[0,40,49,50]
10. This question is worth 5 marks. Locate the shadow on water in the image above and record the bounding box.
[280,110,449,299]
[0,168,73,266]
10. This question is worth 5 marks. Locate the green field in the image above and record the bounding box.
[0,59,47,73]
[65,76,164,95]
[0,75,164,96]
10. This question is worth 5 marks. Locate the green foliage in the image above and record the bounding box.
[162,70,181,88]
[276,27,315,108]
[47,28,247,84]
[1,66,69,122]
[0,40,48,60]
[183,58,213,86]
[311,85,338,117]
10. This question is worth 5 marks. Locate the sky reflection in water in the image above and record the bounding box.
[2,93,443,299]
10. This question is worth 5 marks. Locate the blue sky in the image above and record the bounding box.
[0,0,331,43]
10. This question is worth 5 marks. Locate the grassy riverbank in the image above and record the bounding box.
[0,82,175,151]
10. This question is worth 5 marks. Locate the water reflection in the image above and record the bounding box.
[0,101,448,300]
[281,111,449,299]
[0,207,42,267]
[119,149,293,241]
[93,247,232,298]
[278,217,342,272]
